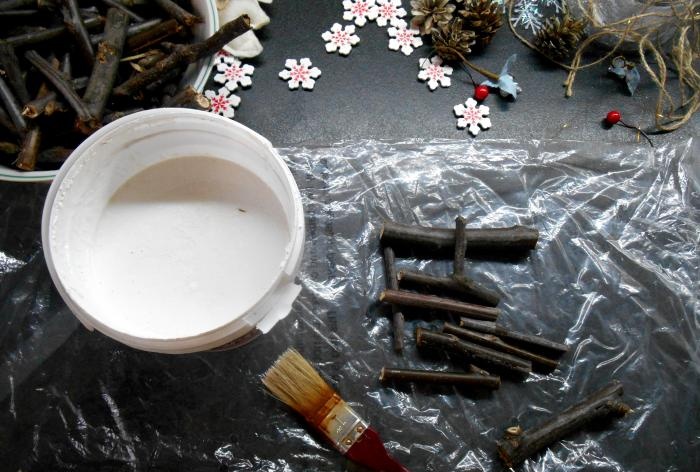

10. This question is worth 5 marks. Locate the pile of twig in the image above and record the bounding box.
[0,0,250,171]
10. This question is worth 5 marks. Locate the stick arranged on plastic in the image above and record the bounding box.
[380,289,500,321]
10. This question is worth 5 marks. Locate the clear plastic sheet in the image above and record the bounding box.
[1,138,698,471]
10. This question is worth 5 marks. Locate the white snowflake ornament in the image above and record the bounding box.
[279,58,321,90]
[214,50,233,64]
[322,23,360,56]
[205,87,240,119]
[387,22,422,55]
[214,58,254,91]
[418,56,452,90]
[374,0,406,27]
[343,0,377,27]
[454,98,491,135]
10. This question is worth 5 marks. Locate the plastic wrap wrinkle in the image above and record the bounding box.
[0,138,698,471]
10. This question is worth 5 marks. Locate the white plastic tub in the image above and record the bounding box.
[42,109,304,353]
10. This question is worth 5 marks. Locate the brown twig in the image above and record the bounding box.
[98,0,144,22]
[398,270,500,307]
[382,246,405,353]
[0,106,18,135]
[114,15,251,97]
[14,125,41,171]
[380,289,500,321]
[60,0,95,68]
[0,41,31,104]
[162,85,209,109]
[91,18,160,45]
[459,318,569,356]
[83,8,129,119]
[443,323,559,371]
[125,18,183,51]
[7,16,104,48]
[380,220,539,259]
[152,0,201,28]
[101,106,142,124]
[0,76,26,134]
[379,367,500,389]
[497,381,631,468]
[0,8,38,17]
[453,216,467,277]
[416,328,532,376]
[38,146,72,164]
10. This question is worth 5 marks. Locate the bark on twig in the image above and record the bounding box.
[382,246,405,353]
[162,85,209,109]
[152,0,200,28]
[7,16,104,48]
[91,18,160,45]
[380,289,500,321]
[0,41,31,104]
[453,216,467,276]
[380,367,500,389]
[14,125,41,171]
[60,0,95,67]
[125,18,182,51]
[496,381,631,468]
[398,270,500,307]
[0,76,26,133]
[459,318,569,356]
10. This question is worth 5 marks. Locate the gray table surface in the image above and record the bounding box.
[221,1,697,148]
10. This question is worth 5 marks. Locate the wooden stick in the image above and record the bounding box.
[453,216,467,276]
[379,367,500,389]
[380,289,500,321]
[14,125,41,171]
[398,270,500,307]
[0,8,38,17]
[416,328,532,376]
[0,105,17,134]
[99,0,144,22]
[459,318,569,356]
[7,16,104,48]
[152,0,201,28]
[497,381,631,468]
[0,76,26,133]
[83,8,129,119]
[101,106,142,124]
[162,85,209,109]
[383,246,405,353]
[467,364,491,376]
[91,18,160,45]
[0,0,35,11]
[114,15,251,97]
[380,220,539,259]
[24,50,96,129]
[0,41,31,104]
[125,18,183,51]
[60,0,95,68]
[38,146,72,164]
[443,323,559,371]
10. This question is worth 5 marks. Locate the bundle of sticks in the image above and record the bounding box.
[378,218,631,466]
[0,0,251,171]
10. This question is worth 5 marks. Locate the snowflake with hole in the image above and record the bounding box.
[454,97,491,135]
[343,0,378,27]
[214,50,233,64]
[205,87,240,118]
[387,22,423,55]
[417,56,452,90]
[278,58,322,90]
[322,23,360,56]
[213,58,254,91]
[512,0,543,33]
[373,0,407,27]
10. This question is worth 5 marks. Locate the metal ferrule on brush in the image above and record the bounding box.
[310,393,369,454]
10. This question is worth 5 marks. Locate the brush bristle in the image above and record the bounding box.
[262,348,337,419]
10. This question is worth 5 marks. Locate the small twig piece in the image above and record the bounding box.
[380,220,539,259]
[0,76,26,134]
[398,270,500,307]
[416,328,532,376]
[162,85,209,110]
[380,289,500,321]
[114,15,251,97]
[14,125,41,171]
[125,18,183,51]
[379,367,500,389]
[152,0,201,28]
[91,18,160,45]
[497,380,631,468]
[99,0,144,22]
[7,16,104,48]
[443,323,559,371]
[101,107,142,124]
[382,246,405,353]
[459,318,569,356]
[467,364,491,376]
[61,0,95,67]
[38,146,72,164]
[83,8,129,119]
[24,50,96,129]
[453,216,467,276]
[0,41,31,104]
[0,106,17,135]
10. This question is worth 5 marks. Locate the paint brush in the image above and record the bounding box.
[262,348,410,472]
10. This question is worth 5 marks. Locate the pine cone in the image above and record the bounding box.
[411,0,456,36]
[431,18,476,62]
[534,15,586,61]
[458,0,503,49]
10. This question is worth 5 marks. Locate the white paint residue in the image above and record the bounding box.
[88,156,290,339]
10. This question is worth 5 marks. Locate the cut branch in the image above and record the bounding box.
[380,220,539,259]
[0,76,26,133]
[0,41,31,104]
[380,289,500,321]
[7,16,104,48]
[416,328,532,376]
[152,0,200,28]
[453,215,467,276]
[60,0,95,67]
[91,18,160,45]
[459,318,569,356]
[162,84,209,109]
[14,125,41,171]
[379,367,500,389]
[383,246,404,353]
[497,381,631,468]
[113,15,251,97]
[98,0,144,22]
[125,18,182,51]
[398,270,500,307]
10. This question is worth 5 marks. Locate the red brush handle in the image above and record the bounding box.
[345,427,410,472]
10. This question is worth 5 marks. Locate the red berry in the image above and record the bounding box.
[606,110,621,125]
[474,85,489,101]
